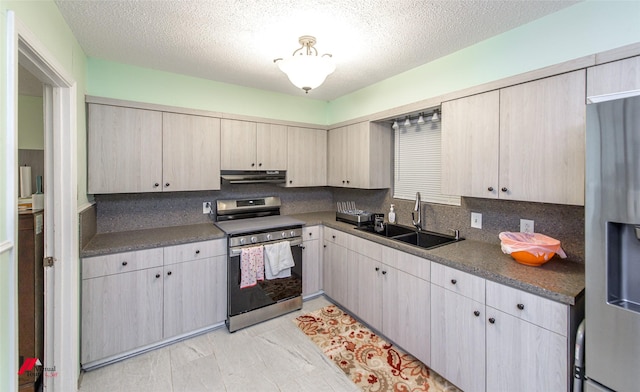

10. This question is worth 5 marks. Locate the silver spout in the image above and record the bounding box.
[412,192,422,231]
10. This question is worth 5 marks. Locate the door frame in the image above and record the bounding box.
[6,11,79,391]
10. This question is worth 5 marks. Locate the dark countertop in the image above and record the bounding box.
[81,210,584,305]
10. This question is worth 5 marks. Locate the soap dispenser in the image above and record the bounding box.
[388,204,396,224]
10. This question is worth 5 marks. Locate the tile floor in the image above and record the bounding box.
[79,296,360,392]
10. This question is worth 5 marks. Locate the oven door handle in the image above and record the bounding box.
[229,238,303,256]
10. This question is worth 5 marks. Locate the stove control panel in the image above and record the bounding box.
[229,227,303,248]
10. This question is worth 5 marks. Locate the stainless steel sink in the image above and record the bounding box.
[355,224,462,250]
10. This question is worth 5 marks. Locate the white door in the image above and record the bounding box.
[6,11,79,392]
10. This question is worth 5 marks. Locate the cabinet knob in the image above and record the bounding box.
[289,180,293,184]
[154,183,160,187]
[165,182,170,187]
[488,317,496,324]
[155,273,161,278]
[487,186,494,192]
[332,235,336,239]
[122,261,128,266]
[342,180,346,184]
[258,163,262,167]
[375,267,380,271]
[308,232,313,237]
[167,271,172,276]
[474,310,480,317]
[517,303,525,310]
[451,279,457,285]
[323,245,327,248]
[195,250,200,254]
[346,180,350,184]
[382,270,387,275]
[251,163,255,167]
[501,187,508,192]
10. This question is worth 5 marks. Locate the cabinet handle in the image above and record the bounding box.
[167,271,172,276]
[451,279,457,285]
[501,187,508,192]
[165,182,170,187]
[342,180,346,184]
[154,183,160,187]
[488,317,496,324]
[323,244,327,248]
[487,186,494,192]
[382,270,387,275]
[474,310,480,317]
[375,267,380,271]
[332,235,336,239]
[251,163,255,167]
[517,303,525,310]
[258,163,262,167]
[308,232,313,237]
[346,180,350,184]
[300,245,306,249]
[122,261,128,266]
[155,273,161,278]
[195,250,200,254]
[289,180,293,184]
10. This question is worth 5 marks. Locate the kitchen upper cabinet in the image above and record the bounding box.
[286,126,327,187]
[88,104,221,194]
[441,90,500,199]
[88,104,163,193]
[162,113,221,192]
[441,70,586,205]
[220,119,287,171]
[587,56,640,98]
[327,121,392,189]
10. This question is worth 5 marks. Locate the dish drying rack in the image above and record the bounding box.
[336,201,374,226]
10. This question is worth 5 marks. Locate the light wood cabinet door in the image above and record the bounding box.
[353,252,383,330]
[327,126,348,187]
[302,230,322,297]
[81,267,164,363]
[286,127,327,187]
[431,284,486,392]
[486,309,567,392]
[587,56,640,98]
[256,123,288,170]
[88,104,163,194]
[220,119,256,170]
[441,91,500,198]
[162,113,221,191]
[383,265,431,366]
[499,70,586,205]
[163,255,226,337]
[322,240,348,306]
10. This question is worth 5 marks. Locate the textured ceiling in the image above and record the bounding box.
[55,0,579,101]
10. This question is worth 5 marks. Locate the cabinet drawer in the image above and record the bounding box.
[486,281,567,335]
[82,248,164,279]
[349,235,382,261]
[163,239,226,265]
[303,226,320,240]
[381,246,430,281]
[431,263,485,303]
[324,227,348,247]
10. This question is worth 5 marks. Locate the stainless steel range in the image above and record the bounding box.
[214,196,305,332]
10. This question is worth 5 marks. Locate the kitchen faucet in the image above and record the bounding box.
[412,192,422,231]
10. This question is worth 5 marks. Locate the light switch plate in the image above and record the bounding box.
[203,202,212,214]
[520,219,534,233]
[471,212,482,229]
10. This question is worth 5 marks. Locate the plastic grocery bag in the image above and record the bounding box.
[498,232,567,260]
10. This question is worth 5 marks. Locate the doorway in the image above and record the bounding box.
[5,11,80,392]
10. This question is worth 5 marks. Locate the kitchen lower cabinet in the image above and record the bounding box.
[286,127,327,187]
[431,284,486,392]
[163,255,226,338]
[485,309,567,392]
[323,233,348,306]
[353,251,383,329]
[81,266,164,364]
[81,239,226,367]
[302,226,322,297]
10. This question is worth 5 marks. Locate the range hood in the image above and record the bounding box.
[220,170,286,184]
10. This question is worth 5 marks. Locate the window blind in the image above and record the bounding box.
[393,120,461,206]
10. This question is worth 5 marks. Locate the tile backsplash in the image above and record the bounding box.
[92,185,584,263]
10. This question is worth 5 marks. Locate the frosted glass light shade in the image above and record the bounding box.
[277,55,335,92]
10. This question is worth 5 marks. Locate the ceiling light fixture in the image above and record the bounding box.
[392,120,399,130]
[417,113,425,124]
[274,35,335,94]
[404,116,411,127]
[432,109,440,122]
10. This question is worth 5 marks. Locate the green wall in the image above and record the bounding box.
[327,0,640,123]
[18,95,44,150]
[87,58,329,125]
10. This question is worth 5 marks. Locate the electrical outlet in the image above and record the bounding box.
[471,212,482,229]
[520,219,534,233]
[203,202,212,214]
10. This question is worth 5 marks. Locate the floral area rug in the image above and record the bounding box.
[294,305,461,392]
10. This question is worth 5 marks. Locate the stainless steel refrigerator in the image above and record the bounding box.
[585,92,640,392]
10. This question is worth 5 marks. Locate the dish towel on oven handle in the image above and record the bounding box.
[240,245,264,289]
[264,240,295,280]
